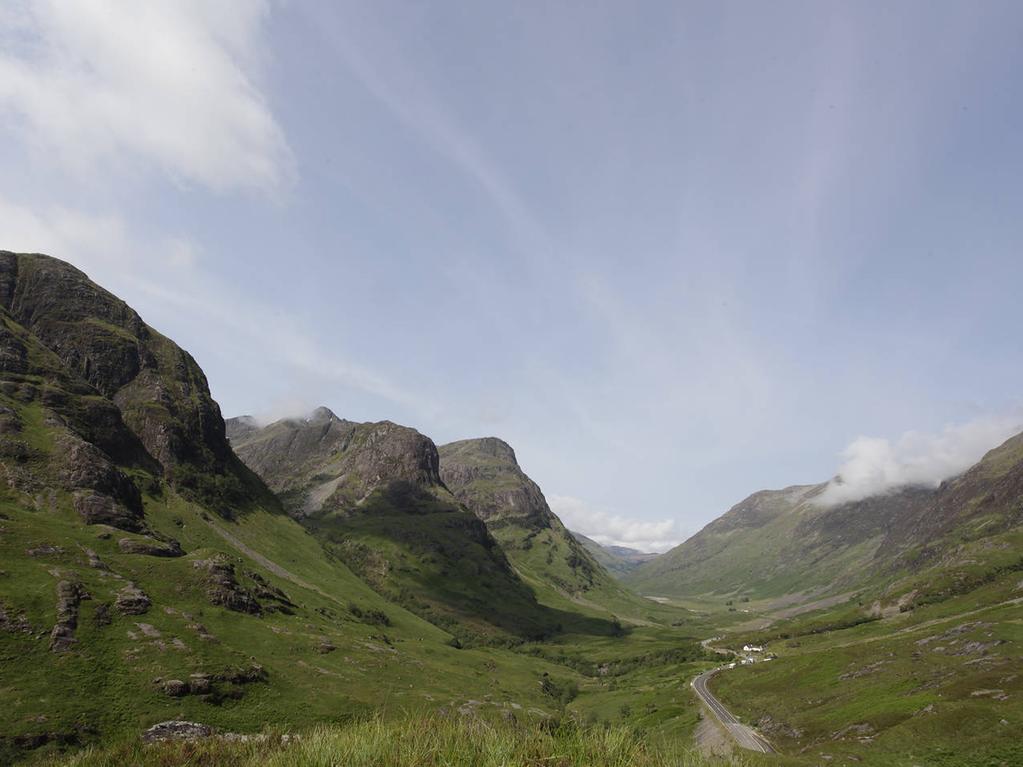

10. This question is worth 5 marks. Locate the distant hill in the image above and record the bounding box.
[570,532,659,577]
[625,432,1023,609]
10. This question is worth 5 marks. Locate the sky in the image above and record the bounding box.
[2,1,1022,551]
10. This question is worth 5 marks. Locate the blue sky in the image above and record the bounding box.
[2,1,1022,550]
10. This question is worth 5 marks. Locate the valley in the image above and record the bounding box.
[1,251,1021,767]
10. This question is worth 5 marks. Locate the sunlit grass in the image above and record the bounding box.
[53,715,750,767]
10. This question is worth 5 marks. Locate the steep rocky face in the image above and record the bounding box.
[229,412,559,640]
[438,438,617,598]
[438,438,557,531]
[0,252,266,514]
[227,408,442,517]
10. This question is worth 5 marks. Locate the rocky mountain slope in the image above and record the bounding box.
[437,438,609,595]
[570,532,659,578]
[0,252,654,763]
[626,432,1023,608]
[227,413,570,641]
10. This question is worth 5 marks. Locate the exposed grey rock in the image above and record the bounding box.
[26,544,64,557]
[188,673,212,694]
[73,491,145,533]
[142,721,213,742]
[0,602,34,634]
[49,580,90,652]
[193,556,262,614]
[115,583,151,615]
[119,537,183,557]
[162,680,188,697]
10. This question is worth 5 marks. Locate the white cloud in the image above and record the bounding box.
[817,412,1023,506]
[548,494,682,553]
[0,0,292,193]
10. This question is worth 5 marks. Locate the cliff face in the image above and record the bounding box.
[0,252,268,516]
[438,438,618,598]
[438,438,557,530]
[227,408,444,517]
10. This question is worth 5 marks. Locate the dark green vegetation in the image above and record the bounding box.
[0,253,713,765]
[571,531,659,578]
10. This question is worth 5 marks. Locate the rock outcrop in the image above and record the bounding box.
[439,438,615,597]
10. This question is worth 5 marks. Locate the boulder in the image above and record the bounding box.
[115,584,151,615]
[142,721,213,742]
[119,537,184,557]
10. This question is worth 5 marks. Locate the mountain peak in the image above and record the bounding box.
[441,436,518,466]
[308,406,338,422]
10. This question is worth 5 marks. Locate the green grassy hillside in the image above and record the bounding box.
[708,568,1023,766]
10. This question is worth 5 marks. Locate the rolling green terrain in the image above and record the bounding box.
[0,252,714,765]
[4,250,1023,767]
[708,570,1023,766]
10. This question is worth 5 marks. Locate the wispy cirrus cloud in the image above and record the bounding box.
[0,0,292,193]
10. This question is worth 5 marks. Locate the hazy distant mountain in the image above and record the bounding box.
[626,433,1023,606]
[570,532,659,578]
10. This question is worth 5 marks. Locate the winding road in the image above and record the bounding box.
[692,645,775,754]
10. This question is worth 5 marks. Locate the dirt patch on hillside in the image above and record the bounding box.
[694,707,734,758]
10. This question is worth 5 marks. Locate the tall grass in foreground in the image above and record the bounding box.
[52,715,750,767]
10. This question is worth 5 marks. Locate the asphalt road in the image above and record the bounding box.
[692,668,775,754]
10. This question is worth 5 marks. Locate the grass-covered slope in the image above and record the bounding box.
[707,568,1023,766]
[227,412,581,643]
[625,481,939,605]
[0,254,614,763]
[628,430,1023,611]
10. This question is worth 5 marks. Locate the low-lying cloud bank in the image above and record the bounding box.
[548,495,681,553]
[817,411,1023,506]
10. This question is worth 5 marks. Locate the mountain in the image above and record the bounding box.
[226,413,571,642]
[570,532,659,577]
[626,432,1023,608]
[0,253,637,763]
[436,438,649,619]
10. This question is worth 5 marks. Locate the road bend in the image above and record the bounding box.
[692,667,775,754]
